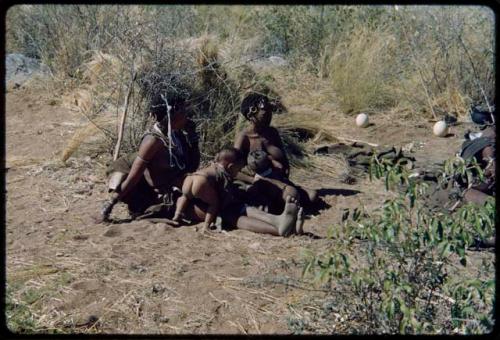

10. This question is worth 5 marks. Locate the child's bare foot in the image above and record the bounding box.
[165,218,181,227]
[215,216,223,232]
[277,196,298,236]
[295,207,304,235]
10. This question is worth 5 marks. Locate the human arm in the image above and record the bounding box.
[233,131,255,183]
[99,136,161,221]
[234,171,255,184]
[269,157,285,174]
[268,127,290,177]
[234,130,249,155]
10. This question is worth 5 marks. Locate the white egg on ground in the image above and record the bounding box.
[356,113,369,128]
[433,120,448,137]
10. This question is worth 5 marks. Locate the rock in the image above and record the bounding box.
[152,283,166,294]
[153,313,169,323]
[268,56,288,67]
[5,53,49,88]
[250,55,289,70]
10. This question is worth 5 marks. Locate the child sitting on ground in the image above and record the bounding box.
[234,93,318,213]
[172,147,303,236]
[243,149,300,213]
[234,92,318,211]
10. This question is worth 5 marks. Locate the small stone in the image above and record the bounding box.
[152,283,165,294]
[56,252,64,257]
[248,242,261,250]
[153,313,169,323]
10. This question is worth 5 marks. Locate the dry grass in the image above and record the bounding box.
[60,115,115,162]
[326,26,398,115]
[6,157,49,169]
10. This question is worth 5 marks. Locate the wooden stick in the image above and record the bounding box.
[113,70,137,161]
[336,136,379,147]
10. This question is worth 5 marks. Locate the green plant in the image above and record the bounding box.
[6,284,38,333]
[299,153,495,334]
[446,278,495,333]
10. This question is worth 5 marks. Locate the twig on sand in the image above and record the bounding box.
[228,320,247,334]
[336,136,379,147]
[431,291,456,304]
[209,273,244,282]
[209,292,228,307]
[246,306,261,334]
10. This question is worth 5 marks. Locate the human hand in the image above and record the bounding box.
[253,173,263,183]
[93,201,112,224]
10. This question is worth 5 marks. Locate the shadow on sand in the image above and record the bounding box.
[317,188,362,197]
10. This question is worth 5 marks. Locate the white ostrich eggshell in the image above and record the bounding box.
[433,121,448,137]
[356,113,369,128]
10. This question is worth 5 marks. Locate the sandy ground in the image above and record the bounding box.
[5,86,494,334]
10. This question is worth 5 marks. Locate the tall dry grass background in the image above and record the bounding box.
[6,5,494,163]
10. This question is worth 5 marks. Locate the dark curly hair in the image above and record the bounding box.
[240,92,270,120]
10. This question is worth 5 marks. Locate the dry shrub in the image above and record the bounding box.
[63,89,93,114]
[7,5,494,165]
[81,51,123,85]
[60,115,115,162]
[327,26,397,114]
[58,33,246,162]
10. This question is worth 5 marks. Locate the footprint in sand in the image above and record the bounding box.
[103,226,121,237]
[71,279,101,292]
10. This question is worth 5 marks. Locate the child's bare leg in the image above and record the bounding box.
[245,196,298,236]
[173,176,193,223]
[183,202,207,222]
[172,195,189,225]
[234,216,280,236]
[221,211,279,235]
[295,207,304,235]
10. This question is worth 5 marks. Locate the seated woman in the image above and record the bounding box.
[233,92,317,213]
[96,90,199,222]
[172,147,304,236]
